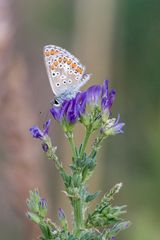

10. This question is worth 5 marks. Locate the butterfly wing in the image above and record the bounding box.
[43,45,90,98]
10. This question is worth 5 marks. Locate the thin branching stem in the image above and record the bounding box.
[79,126,92,158]
[67,132,77,161]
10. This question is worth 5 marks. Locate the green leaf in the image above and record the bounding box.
[68,234,78,240]
[39,223,52,239]
[39,236,46,240]
[27,189,40,213]
[79,144,83,155]
[63,174,72,188]
[80,231,98,240]
[85,191,101,203]
[27,212,41,224]
[72,173,82,187]
[111,221,131,235]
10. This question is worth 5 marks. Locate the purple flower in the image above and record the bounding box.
[58,208,65,220]
[101,80,116,111]
[29,120,51,152]
[50,100,70,122]
[102,79,109,97]
[76,91,87,116]
[66,98,78,124]
[42,143,49,152]
[86,85,101,105]
[39,198,47,209]
[101,114,125,136]
[50,80,118,126]
[29,119,51,139]
[111,114,125,135]
[50,106,62,122]
[50,92,87,124]
[43,120,51,135]
[38,197,48,217]
[29,126,44,139]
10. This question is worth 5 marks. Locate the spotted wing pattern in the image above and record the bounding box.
[43,45,88,98]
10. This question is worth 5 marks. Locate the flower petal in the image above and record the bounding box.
[43,119,51,135]
[29,126,44,139]
[39,198,47,208]
[112,122,125,135]
[108,89,116,108]
[102,80,109,98]
[87,85,101,105]
[50,107,63,122]
[42,143,49,152]
[66,98,78,124]
[76,91,87,116]
[58,208,66,220]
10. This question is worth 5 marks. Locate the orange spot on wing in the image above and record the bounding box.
[79,68,83,74]
[67,59,72,65]
[50,64,55,70]
[44,51,50,57]
[58,57,62,63]
[76,67,83,74]
[71,63,77,68]
[54,61,58,66]
[63,57,67,63]
[50,49,55,55]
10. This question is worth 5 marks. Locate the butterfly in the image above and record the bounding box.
[43,45,91,106]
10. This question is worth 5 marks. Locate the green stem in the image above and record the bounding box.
[44,137,68,184]
[89,134,105,158]
[46,148,68,183]
[71,128,92,236]
[71,127,92,236]
[73,198,83,236]
[80,126,92,158]
[67,133,77,161]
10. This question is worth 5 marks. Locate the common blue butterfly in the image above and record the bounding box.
[43,45,91,105]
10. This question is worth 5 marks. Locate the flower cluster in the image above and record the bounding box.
[30,119,51,140]
[26,189,48,222]
[50,80,115,124]
[50,80,124,136]
[50,91,86,124]
[29,81,125,151]
[29,120,51,152]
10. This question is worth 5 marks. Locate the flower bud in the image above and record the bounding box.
[39,198,48,217]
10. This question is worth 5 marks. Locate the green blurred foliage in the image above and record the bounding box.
[106,0,160,239]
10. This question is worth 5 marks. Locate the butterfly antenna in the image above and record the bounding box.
[39,106,50,122]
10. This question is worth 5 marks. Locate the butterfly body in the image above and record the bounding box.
[43,45,90,104]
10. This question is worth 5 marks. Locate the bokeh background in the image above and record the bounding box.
[0,0,160,239]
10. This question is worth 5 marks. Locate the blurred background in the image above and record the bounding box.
[0,0,160,239]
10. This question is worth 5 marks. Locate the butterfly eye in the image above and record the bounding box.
[63,80,66,84]
[52,72,56,77]
[56,83,60,87]
[56,72,60,76]
[54,99,60,107]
